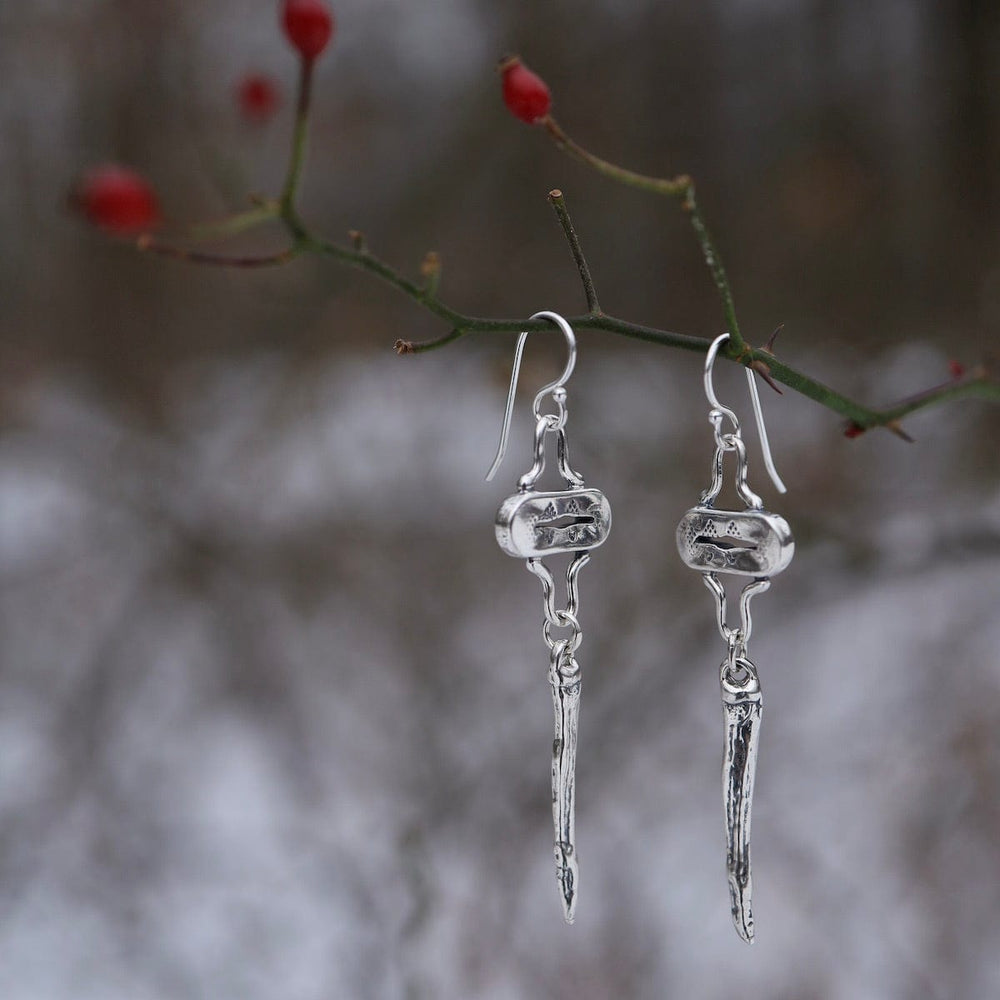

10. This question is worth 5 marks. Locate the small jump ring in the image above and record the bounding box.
[543,613,582,653]
[721,654,759,695]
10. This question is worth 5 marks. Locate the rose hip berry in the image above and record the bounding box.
[499,55,551,124]
[73,165,160,234]
[282,0,335,62]
[237,73,281,121]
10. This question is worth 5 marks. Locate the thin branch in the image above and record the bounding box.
[144,217,1000,430]
[187,202,280,242]
[136,236,300,268]
[395,328,466,354]
[298,231,701,347]
[874,369,996,425]
[681,186,745,354]
[280,57,314,218]
[542,117,690,197]
[547,189,601,314]
[123,51,1000,439]
[542,114,745,353]
[295,229,1000,429]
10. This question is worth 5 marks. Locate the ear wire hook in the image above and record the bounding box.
[704,332,787,495]
[485,311,577,482]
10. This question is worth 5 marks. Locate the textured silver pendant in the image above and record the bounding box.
[677,507,793,578]
[496,488,612,559]
[721,658,763,943]
[485,312,610,923]
[550,648,581,919]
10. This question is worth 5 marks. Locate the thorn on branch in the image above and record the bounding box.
[764,324,784,353]
[843,418,913,443]
[887,420,915,443]
[751,359,783,394]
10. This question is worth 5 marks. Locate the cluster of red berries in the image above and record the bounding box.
[74,1,335,234]
[76,8,549,235]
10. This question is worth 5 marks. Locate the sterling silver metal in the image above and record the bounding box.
[488,312,610,923]
[677,507,793,577]
[677,332,794,943]
[497,489,612,559]
[721,651,762,944]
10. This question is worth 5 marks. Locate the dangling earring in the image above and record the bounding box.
[486,311,612,923]
[676,333,794,943]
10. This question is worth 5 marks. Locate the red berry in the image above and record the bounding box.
[237,73,281,121]
[500,56,551,124]
[282,0,335,61]
[843,422,865,439]
[73,165,160,234]
[948,359,966,378]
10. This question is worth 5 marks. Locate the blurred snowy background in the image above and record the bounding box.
[2,2,1000,998]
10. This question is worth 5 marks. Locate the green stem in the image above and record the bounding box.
[128,63,1000,440]
[141,219,1000,432]
[298,231,999,433]
[280,57,314,218]
[300,232,702,346]
[682,187,744,354]
[542,115,745,353]
[187,203,280,242]
[137,236,300,268]
[543,116,690,197]
[868,371,998,425]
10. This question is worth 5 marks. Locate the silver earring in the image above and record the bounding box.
[486,311,612,923]
[676,333,794,943]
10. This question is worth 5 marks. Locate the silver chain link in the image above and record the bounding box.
[518,409,586,492]
[698,409,771,687]
[697,405,771,672]
[518,394,591,657]
[701,410,763,511]
[528,553,588,654]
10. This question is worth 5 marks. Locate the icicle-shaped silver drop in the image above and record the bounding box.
[721,659,763,943]
[550,646,581,922]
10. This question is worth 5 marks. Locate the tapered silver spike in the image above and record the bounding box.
[550,651,581,923]
[721,659,763,944]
